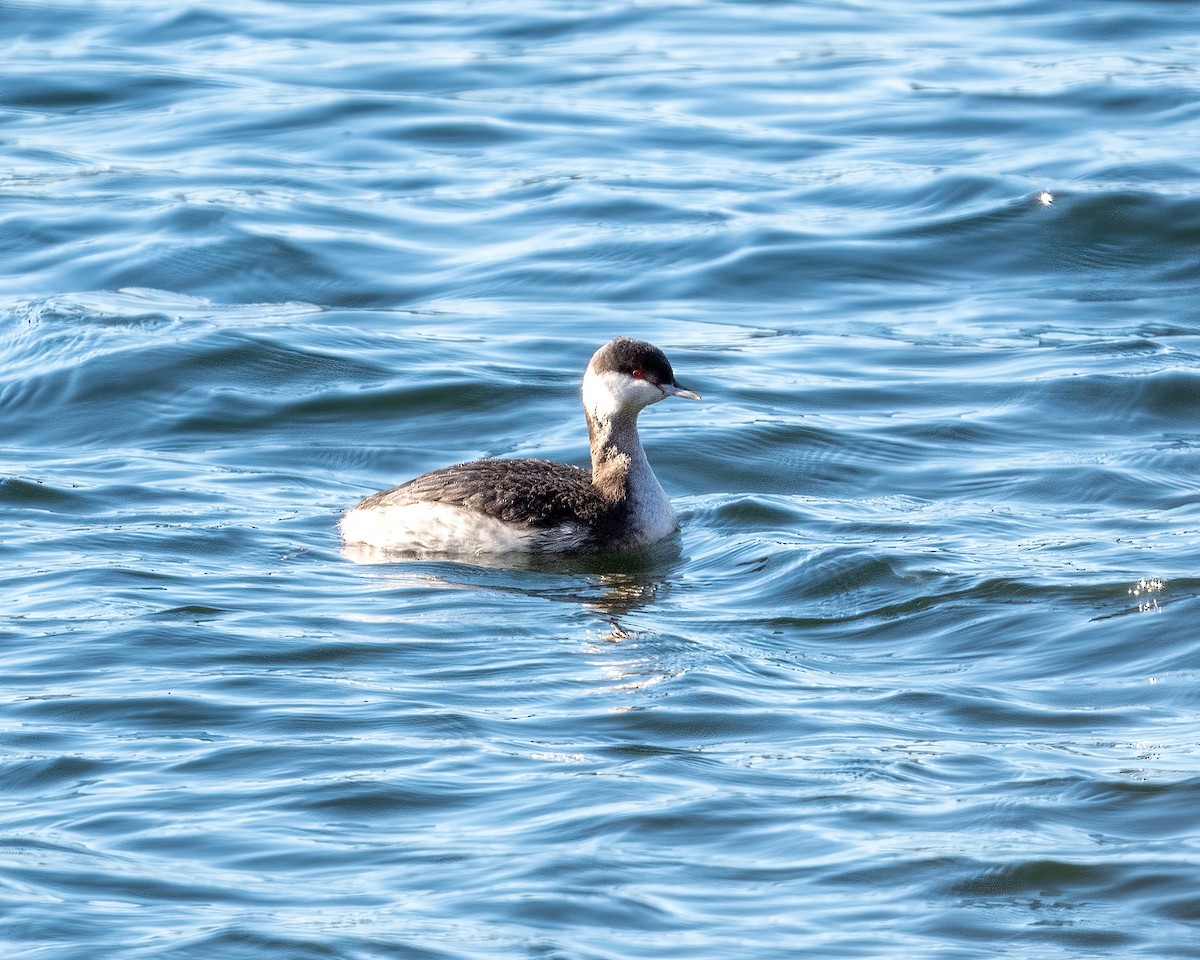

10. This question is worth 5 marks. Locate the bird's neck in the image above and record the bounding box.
[581,368,670,516]
[586,407,644,503]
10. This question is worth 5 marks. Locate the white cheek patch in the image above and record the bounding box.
[582,369,662,421]
[582,369,621,421]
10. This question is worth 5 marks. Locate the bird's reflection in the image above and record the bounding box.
[341,534,683,620]
[342,535,692,698]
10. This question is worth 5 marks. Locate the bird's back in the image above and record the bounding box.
[353,457,617,528]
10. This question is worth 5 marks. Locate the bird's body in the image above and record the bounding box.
[339,337,700,555]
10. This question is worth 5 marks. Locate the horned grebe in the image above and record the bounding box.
[340,337,700,554]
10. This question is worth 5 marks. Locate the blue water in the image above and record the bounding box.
[3,2,1200,957]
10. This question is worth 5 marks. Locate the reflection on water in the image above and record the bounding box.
[342,538,692,700]
[580,624,680,700]
[341,534,685,618]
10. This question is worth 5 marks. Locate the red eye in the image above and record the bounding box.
[632,368,645,380]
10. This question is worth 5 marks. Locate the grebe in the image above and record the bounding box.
[340,337,700,554]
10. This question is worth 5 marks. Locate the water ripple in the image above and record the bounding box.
[4,1,1200,958]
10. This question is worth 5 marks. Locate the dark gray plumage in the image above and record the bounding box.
[352,457,622,533]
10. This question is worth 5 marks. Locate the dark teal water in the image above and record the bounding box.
[3,2,1200,957]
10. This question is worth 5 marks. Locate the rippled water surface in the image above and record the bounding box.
[4,2,1200,957]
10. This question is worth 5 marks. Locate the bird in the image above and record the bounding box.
[340,337,700,554]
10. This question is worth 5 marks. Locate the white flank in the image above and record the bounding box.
[340,501,591,555]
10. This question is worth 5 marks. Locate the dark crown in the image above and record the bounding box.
[590,337,675,386]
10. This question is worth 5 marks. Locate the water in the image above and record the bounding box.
[3,1,1199,957]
